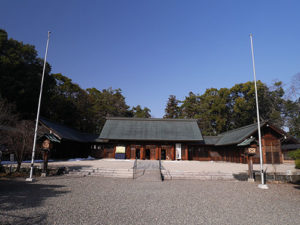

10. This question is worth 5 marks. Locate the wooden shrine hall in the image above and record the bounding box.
[97,117,295,164]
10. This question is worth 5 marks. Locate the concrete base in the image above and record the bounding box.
[248,178,255,182]
[258,184,269,189]
[41,173,47,177]
[25,178,35,182]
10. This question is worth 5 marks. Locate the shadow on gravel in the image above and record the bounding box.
[0,212,48,225]
[0,179,69,212]
[293,181,300,190]
[233,173,248,181]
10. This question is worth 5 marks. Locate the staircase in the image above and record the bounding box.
[161,170,235,180]
[67,167,133,179]
[133,160,162,182]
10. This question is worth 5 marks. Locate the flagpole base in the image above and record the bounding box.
[26,178,35,182]
[258,184,269,189]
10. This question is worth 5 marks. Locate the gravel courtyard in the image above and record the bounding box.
[0,177,299,225]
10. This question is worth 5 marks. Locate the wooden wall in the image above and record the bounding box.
[96,127,284,164]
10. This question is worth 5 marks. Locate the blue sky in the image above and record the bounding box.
[1,1,300,117]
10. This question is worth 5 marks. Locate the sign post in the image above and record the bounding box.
[9,153,14,174]
[247,147,256,182]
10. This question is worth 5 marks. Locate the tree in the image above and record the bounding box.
[47,73,93,132]
[180,92,202,119]
[0,96,18,126]
[87,87,133,133]
[164,95,181,118]
[4,120,34,172]
[0,29,55,119]
[132,105,151,118]
[179,81,287,135]
[197,88,231,135]
[284,98,300,138]
[288,73,300,98]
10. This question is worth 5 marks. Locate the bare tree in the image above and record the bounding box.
[287,73,300,99]
[5,120,35,172]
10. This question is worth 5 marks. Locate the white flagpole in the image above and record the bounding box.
[249,33,268,189]
[26,31,51,182]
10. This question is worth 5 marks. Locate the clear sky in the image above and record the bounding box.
[1,1,300,117]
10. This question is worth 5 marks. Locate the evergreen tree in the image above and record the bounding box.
[164,95,181,118]
[132,105,151,118]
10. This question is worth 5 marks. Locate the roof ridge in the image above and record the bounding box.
[40,117,97,136]
[106,117,198,122]
[218,122,265,136]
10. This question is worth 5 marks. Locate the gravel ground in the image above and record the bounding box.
[0,177,299,225]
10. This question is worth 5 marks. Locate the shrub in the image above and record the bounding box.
[288,149,300,169]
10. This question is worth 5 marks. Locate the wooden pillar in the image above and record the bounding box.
[185,145,188,160]
[141,145,145,160]
[155,145,159,160]
[131,145,136,160]
[171,145,175,160]
[248,155,254,179]
[279,142,283,164]
[158,145,161,160]
[125,145,130,159]
[261,137,266,164]
[113,145,116,158]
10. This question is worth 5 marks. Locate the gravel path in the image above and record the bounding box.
[0,177,299,225]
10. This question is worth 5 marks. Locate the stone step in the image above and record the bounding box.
[161,170,235,180]
[135,169,161,181]
[67,167,134,178]
[74,168,133,173]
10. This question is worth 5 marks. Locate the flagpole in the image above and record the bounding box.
[249,33,268,189]
[26,31,51,182]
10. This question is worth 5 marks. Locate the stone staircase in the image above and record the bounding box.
[134,169,162,182]
[161,170,236,180]
[133,160,162,181]
[67,167,133,179]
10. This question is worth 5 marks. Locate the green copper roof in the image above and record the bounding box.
[237,137,256,146]
[215,122,265,146]
[99,117,203,141]
[40,118,98,143]
[43,133,61,143]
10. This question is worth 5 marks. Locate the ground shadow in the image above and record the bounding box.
[292,181,300,190]
[0,211,48,225]
[233,173,248,181]
[0,178,69,214]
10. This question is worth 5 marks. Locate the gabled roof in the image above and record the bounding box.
[99,117,203,142]
[203,136,220,145]
[39,118,98,143]
[204,121,285,146]
[215,122,267,146]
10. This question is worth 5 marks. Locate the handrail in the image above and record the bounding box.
[133,157,137,179]
[159,158,164,181]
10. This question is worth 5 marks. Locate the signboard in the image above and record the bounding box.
[247,148,256,155]
[115,146,126,154]
[176,144,181,160]
[10,154,14,162]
